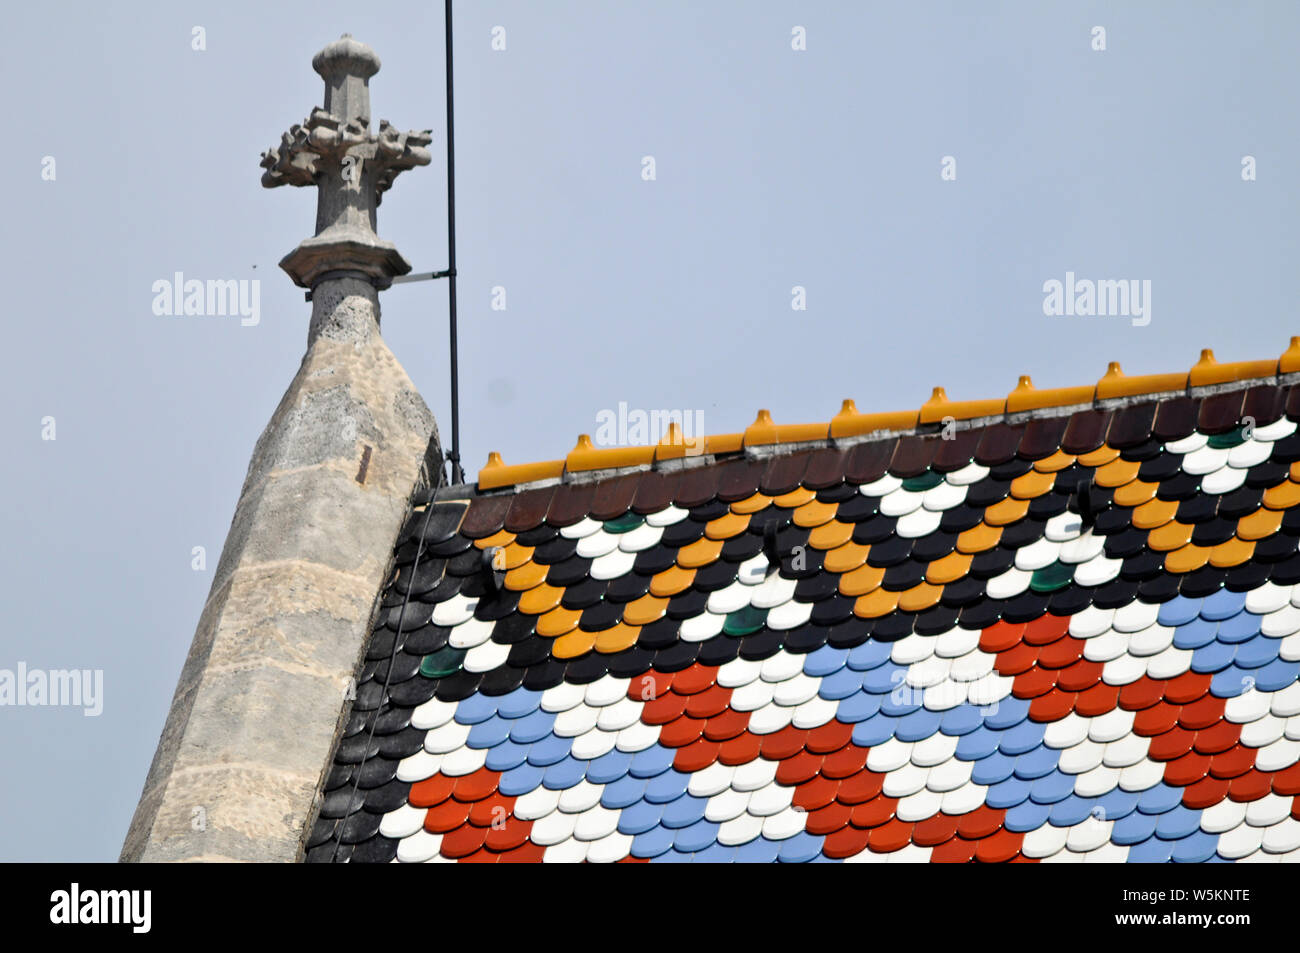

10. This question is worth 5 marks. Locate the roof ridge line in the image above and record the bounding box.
[467,338,1300,495]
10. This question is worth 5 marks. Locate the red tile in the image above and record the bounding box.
[440,823,488,859]
[684,683,730,718]
[1075,680,1120,717]
[913,812,961,847]
[805,801,853,836]
[452,767,500,803]
[1192,719,1241,755]
[641,691,688,725]
[849,794,898,828]
[457,847,499,864]
[975,828,1023,863]
[1056,658,1103,693]
[702,707,749,742]
[1179,693,1226,731]
[994,642,1038,676]
[822,824,871,860]
[837,770,885,805]
[424,797,471,834]
[1133,701,1181,737]
[1164,750,1212,787]
[1037,636,1084,669]
[792,774,839,812]
[1164,671,1212,705]
[1273,762,1300,797]
[671,664,718,696]
[1208,744,1256,780]
[806,719,855,754]
[497,840,547,863]
[1182,774,1230,810]
[1229,769,1274,802]
[930,837,977,863]
[1147,725,1195,762]
[980,620,1026,654]
[956,805,1004,840]
[1023,613,1071,646]
[1029,688,1077,722]
[821,743,870,779]
[868,818,915,852]
[484,817,532,852]
[774,750,824,786]
[629,669,674,702]
[658,713,705,748]
[673,738,720,774]
[717,731,762,765]
[408,773,456,808]
[759,725,809,761]
[1118,677,1165,711]
[467,791,515,827]
[1011,666,1058,699]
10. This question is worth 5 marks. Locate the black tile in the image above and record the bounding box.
[561,576,607,610]
[605,571,652,603]
[988,457,1033,481]
[387,676,438,707]
[853,515,899,545]
[958,600,1001,630]
[826,618,873,649]
[1156,471,1202,501]
[970,547,1015,578]
[738,629,783,661]
[810,595,855,626]
[1190,517,1236,547]
[694,559,738,592]
[1224,561,1271,592]
[350,835,399,864]
[1246,461,1288,488]
[661,518,707,548]
[1093,578,1140,610]
[794,572,840,602]
[547,555,593,587]
[1118,437,1164,462]
[721,532,764,562]
[1028,492,1069,520]
[815,482,858,503]
[507,637,550,667]
[607,646,655,678]
[579,599,623,631]
[404,623,452,655]
[633,544,678,575]
[911,530,958,562]
[515,524,559,547]
[697,636,741,667]
[533,535,578,565]
[1119,548,1164,580]
[689,499,730,522]
[377,726,426,760]
[339,809,383,844]
[479,664,526,696]
[914,604,960,636]
[1048,586,1093,616]
[638,616,683,649]
[655,640,702,671]
[966,479,1012,508]
[939,575,985,607]
[939,504,984,534]
[565,653,609,684]
[1254,533,1298,563]
[1176,494,1218,524]
[881,560,926,591]
[1137,453,1183,482]
[999,519,1043,551]
[1137,574,1180,603]
[865,533,911,567]
[667,588,709,620]
[872,611,917,641]
[1104,527,1148,560]
[1002,591,1051,623]
[784,623,831,653]
[1179,567,1227,599]
[355,756,399,790]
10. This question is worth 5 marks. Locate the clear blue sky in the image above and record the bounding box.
[4,0,1298,860]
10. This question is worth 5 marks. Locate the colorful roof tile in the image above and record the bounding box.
[311,349,1300,863]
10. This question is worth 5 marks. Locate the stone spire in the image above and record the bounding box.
[122,37,441,863]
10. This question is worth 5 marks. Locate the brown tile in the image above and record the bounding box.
[760,451,812,496]
[931,430,981,472]
[802,447,850,490]
[1061,410,1112,455]
[1107,402,1157,449]
[1198,391,1245,435]
[545,483,596,527]
[844,440,896,484]
[716,458,767,501]
[675,464,721,508]
[889,435,937,477]
[504,487,555,533]
[632,470,680,514]
[1241,384,1285,428]
[974,423,1025,466]
[1152,397,1200,442]
[1017,416,1068,462]
[590,473,642,521]
[1286,384,1300,420]
[458,494,513,540]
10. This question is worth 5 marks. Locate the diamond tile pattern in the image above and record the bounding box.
[312,384,1300,862]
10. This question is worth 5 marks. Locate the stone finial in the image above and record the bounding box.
[260,35,432,291]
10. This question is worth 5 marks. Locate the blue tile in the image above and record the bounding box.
[851,713,898,748]
[1201,588,1246,622]
[819,666,867,701]
[509,707,556,744]
[896,706,944,742]
[1028,769,1077,805]
[1191,639,1236,675]
[631,824,674,858]
[1136,782,1182,815]
[498,761,544,797]
[863,662,906,695]
[587,748,634,785]
[985,694,1030,730]
[1158,597,1202,628]
[1154,805,1202,841]
[987,775,1032,809]
[940,704,984,737]
[776,831,824,863]
[644,767,691,804]
[835,690,882,724]
[1012,745,1061,781]
[673,818,719,853]
[809,852,842,863]
[1171,829,1219,863]
[694,843,738,862]
[1217,612,1262,644]
[453,692,500,725]
[1094,786,1140,822]
[1000,718,1047,756]
[971,750,1017,786]
[1210,665,1257,698]
[660,792,708,830]
[601,773,647,809]
[541,755,587,789]
[466,714,512,749]
[649,846,692,863]
[526,732,573,767]
[1127,834,1175,862]
[1234,634,1280,670]
[1005,797,1053,832]
[628,744,676,779]
[617,798,663,835]
[955,725,1002,761]
[1252,657,1300,693]
[1047,795,1097,827]
[847,639,894,672]
[879,689,922,718]
[483,738,529,772]
[804,645,849,678]
[1173,616,1219,650]
[735,836,783,862]
[1112,810,1159,846]
[496,687,543,720]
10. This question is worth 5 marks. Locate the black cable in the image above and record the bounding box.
[445,0,463,485]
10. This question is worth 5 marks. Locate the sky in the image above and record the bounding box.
[3,0,1298,861]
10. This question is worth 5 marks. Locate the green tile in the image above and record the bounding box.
[1206,427,1246,449]
[603,512,645,534]
[420,646,467,679]
[901,471,944,492]
[1030,560,1074,593]
[723,605,768,636]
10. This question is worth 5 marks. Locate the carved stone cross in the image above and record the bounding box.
[261,35,431,292]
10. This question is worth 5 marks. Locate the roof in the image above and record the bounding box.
[308,348,1300,863]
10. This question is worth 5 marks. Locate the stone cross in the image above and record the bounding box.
[260,35,431,296]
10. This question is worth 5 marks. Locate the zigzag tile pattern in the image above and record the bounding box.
[310,383,1300,862]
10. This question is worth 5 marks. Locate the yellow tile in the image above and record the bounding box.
[478,453,565,491]
[519,582,563,615]
[824,541,870,574]
[898,581,942,613]
[1093,457,1141,489]
[985,496,1030,526]
[1237,507,1283,541]
[650,565,696,597]
[1209,537,1255,569]
[552,627,597,659]
[1164,543,1210,574]
[1133,497,1178,530]
[1263,480,1300,511]
[957,522,1003,554]
[1033,450,1077,473]
[594,623,641,654]
[830,401,920,438]
[498,541,534,570]
[1113,479,1158,508]
[677,535,724,569]
[705,511,750,540]
[565,434,655,472]
[919,387,1006,424]
[1148,520,1193,552]
[809,519,854,551]
[1188,349,1278,388]
[504,560,549,592]
[1094,362,1188,401]
[926,550,973,584]
[622,593,669,627]
[854,588,900,619]
[773,486,816,509]
[1009,469,1056,500]
[840,562,885,597]
[537,606,582,638]
[1005,376,1097,413]
[475,529,516,550]
[1291,461,1300,481]
[1077,445,1120,468]
[731,492,773,515]
[1281,336,1300,374]
[793,499,839,529]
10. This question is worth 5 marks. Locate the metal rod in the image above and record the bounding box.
[444,0,463,485]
